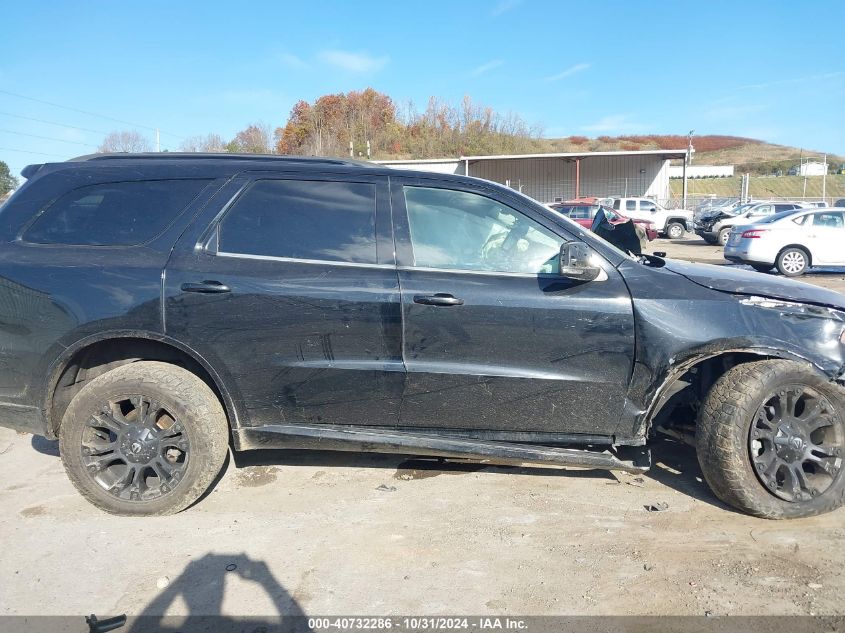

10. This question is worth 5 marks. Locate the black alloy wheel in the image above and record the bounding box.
[81,396,190,502]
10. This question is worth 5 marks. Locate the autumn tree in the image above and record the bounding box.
[227,124,273,154]
[274,88,397,157]
[180,133,227,153]
[0,160,19,195]
[98,130,152,153]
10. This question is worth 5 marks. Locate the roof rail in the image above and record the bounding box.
[67,152,370,167]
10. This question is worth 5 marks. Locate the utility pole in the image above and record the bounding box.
[349,141,353,158]
[822,153,827,203]
[683,129,694,210]
[366,139,371,160]
[155,128,161,152]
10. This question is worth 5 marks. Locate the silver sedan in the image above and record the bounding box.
[723,208,845,276]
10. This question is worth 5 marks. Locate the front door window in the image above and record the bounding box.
[403,186,563,274]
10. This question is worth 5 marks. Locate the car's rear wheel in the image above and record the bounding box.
[718,227,731,246]
[59,361,229,516]
[696,360,845,519]
[665,222,685,239]
[776,247,809,276]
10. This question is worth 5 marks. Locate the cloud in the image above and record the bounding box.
[470,59,504,77]
[582,114,644,133]
[278,53,309,70]
[544,63,591,82]
[491,0,523,16]
[318,49,389,73]
[740,71,843,90]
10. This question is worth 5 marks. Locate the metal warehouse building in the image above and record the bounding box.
[377,149,689,206]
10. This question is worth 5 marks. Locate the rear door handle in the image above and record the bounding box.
[413,293,464,306]
[180,281,231,294]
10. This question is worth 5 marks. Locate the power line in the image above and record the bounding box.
[0,128,97,148]
[0,110,112,136]
[0,89,185,140]
[0,146,70,158]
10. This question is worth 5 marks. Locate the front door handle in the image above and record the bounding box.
[413,293,464,306]
[180,281,231,294]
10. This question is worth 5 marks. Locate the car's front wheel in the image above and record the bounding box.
[59,361,229,516]
[696,360,845,519]
[776,247,809,276]
[718,227,731,246]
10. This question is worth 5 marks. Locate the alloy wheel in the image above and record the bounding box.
[781,251,806,274]
[80,396,190,502]
[749,385,843,502]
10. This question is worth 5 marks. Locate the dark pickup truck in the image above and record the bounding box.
[1,153,844,518]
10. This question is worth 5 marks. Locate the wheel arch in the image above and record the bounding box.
[777,243,814,266]
[665,216,690,229]
[43,330,245,439]
[642,346,826,435]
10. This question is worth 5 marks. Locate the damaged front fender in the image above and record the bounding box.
[614,260,845,443]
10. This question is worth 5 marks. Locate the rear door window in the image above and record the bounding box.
[23,179,209,246]
[625,201,636,211]
[218,179,377,264]
[811,211,845,228]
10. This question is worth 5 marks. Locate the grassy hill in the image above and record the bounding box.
[669,174,845,200]
[543,134,845,176]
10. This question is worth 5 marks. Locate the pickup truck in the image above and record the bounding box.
[611,197,693,239]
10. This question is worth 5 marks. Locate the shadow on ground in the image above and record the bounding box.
[122,553,312,633]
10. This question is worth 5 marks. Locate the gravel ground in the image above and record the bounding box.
[0,233,844,623]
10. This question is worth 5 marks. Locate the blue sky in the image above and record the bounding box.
[1,0,844,177]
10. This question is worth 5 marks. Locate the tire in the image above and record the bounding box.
[751,264,772,273]
[696,359,845,519]
[665,222,685,239]
[776,247,809,276]
[703,236,718,245]
[717,227,731,246]
[59,361,229,516]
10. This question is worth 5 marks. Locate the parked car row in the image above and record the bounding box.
[693,201,813,246]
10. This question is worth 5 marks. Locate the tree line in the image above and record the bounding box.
[97,88,544,159]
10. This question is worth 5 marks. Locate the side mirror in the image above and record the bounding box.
[559,242,602,282]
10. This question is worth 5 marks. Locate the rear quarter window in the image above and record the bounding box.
[22,179,210,246]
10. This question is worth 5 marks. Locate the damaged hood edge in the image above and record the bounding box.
[660,259,845,311]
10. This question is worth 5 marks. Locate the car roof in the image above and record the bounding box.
[69,152,372,168]
[21,152,495,188]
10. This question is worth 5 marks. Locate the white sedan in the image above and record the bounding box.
[723,208,845,276]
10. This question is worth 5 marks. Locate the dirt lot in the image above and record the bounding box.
[1,235,844,623]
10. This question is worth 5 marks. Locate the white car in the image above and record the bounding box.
[723,208,845,276]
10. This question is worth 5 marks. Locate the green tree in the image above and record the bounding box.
[0,160,19,196]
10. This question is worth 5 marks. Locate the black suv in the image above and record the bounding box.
[2,153,845,518]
